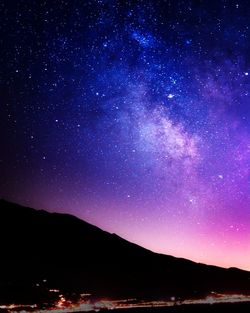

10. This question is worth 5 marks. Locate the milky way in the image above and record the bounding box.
[1,0,250,270]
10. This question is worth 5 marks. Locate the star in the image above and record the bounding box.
[167,94,175,99]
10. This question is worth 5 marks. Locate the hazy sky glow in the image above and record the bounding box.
[1,0,250,270]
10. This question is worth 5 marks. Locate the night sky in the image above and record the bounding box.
[1,0,250,271]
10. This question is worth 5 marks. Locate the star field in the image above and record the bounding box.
[1,0,250,270]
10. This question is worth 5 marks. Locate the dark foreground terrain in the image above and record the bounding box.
[0,199,250,308]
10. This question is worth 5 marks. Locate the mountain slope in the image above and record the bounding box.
[0,199,250,305]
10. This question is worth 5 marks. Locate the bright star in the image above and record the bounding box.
[167,94,174,99]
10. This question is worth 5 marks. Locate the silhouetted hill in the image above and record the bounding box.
[0,199,250,305]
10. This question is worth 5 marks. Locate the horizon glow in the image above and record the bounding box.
[1,1,250,271]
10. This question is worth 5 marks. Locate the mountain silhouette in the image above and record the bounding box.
[0,199,250,306]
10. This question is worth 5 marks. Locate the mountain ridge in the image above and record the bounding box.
[0,198,243,270]
[0,199,250,305]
